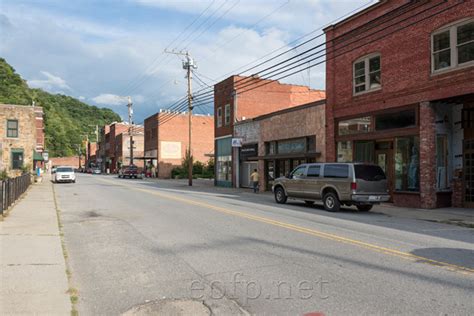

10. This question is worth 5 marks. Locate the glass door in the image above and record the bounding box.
[375,141,393,199]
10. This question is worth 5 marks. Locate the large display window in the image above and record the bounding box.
[395,136,420,191]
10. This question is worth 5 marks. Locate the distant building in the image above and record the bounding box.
[0,104,44,177]
[214,75,325,187]
[144,112,214,178]
[234,100,326,190]
[115,128,145,170]
[108,122,130,173]
[324,0,474,208]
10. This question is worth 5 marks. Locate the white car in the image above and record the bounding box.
[54,166,76,183]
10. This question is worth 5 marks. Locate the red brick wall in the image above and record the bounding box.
[50,156,80,168]
[419,102,437,209]
[325,0,474,161]
[143,113,214,178]
[214,75,325,138]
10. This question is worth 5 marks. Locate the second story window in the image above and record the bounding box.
[353,54,381,94]
[217,107,222,127]
[432,19,474,73]
[224,104,231,125]
[7,120,18,138]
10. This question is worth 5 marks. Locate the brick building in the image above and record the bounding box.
[108,122,130,173]
[324,0,474,208]
[234,100,326,190]
[115,128,145,170]
[144,112,214,178]
[214,75,326,187]
[0,104,44,177]
[97,125,110,172]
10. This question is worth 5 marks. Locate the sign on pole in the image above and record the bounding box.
[231,138,242,147]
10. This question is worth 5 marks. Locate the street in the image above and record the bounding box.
[55,174,474,315]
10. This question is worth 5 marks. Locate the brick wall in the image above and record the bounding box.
[214,75,325,138]
[325,0,474,161]
[0,104,39,176]
[144,112,214,178]
[50,156,80,168]
[419,102,437,209]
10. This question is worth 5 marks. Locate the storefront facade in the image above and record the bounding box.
[324,1,474,208]
[234,101,326,191]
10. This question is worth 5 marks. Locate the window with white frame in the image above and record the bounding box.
[224,104,231,125]
[217,107,222,127]
[353,54,381,94]
[432,19,474,72]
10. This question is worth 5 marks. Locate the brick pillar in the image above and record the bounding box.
[326,109,336,162]
[419,101,437,209]
[451,177,463,207]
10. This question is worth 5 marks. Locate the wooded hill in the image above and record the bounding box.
[0,58,121,157]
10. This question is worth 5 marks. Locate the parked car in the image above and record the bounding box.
[92,168,101,174]
[54,166,76,183]
[118,165,139,179]
[272,163,390,212]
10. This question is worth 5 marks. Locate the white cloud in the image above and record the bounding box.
[91,94,129,106]
[78,96,86,100]
[2,0,374,121]
[28,71,71,92]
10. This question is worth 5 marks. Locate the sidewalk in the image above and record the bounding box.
[0,175,71,315]
[140,177,474,228]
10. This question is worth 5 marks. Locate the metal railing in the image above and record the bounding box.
[1,173,32,215]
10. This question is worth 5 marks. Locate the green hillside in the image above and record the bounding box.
[0,58,121,157]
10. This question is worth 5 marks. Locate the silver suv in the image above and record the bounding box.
[272,163,390,212]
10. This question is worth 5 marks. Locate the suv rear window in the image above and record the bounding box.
[324,164,349,178]
[57,167,73,172]
[354,165,386,181]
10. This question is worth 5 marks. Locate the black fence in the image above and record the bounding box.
[1,174,32,215]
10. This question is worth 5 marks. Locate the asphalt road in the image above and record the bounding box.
[54,174,474,315]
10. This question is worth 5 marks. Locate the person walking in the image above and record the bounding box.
[250,169,259,193]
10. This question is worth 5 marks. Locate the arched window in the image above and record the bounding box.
[432,18,474,73]
[353,53,381,95]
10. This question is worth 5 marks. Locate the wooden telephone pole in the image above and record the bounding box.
[164,50,197,186]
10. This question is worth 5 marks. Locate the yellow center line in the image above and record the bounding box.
[97,177,474,276]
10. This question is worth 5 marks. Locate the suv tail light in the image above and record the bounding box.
[351,182,357,190]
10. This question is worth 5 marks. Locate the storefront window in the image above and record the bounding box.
[395,136,420,191]
[216,137,232,186]
[338,117,371,136]
[278,138,306,154]
[375,110,416,131]
[216,155,232,182]
[337,141,353,162]
[354,141,374,163]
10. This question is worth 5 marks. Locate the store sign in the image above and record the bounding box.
[241,144,258,157]
[161,141,182,159]
[42,152,49,161]
[231,138,243,147]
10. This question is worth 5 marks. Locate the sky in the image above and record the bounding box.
[0,0,375,122]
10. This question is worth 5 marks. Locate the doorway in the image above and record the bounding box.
[375,141,394,197]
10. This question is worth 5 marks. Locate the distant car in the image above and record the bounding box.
[92,168,101,174]
[272,163,390,212]
[118,165,139,179]
[54,166,76,183]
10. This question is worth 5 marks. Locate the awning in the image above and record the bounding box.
[33,151,44,161]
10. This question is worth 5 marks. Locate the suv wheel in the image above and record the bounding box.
[323,192,340,212]
[357,205,373,212]
[274,187,287,204]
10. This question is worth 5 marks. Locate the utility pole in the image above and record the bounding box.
[127,96,134,166]
[165,49,197,186]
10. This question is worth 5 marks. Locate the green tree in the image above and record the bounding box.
[0,58,121,157]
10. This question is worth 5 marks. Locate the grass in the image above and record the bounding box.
[52,182,79,315]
